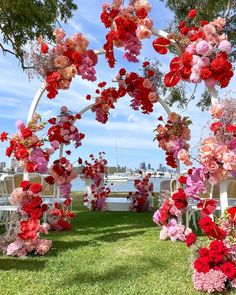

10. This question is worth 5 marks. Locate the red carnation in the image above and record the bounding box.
[21,127,32,139]
[186,232,196,247]
[221,262,236,280]
[187,9,197,19]
[119,68,126,76]
[152,37,171,55]
[172,188,188,209]
[194,257,210,273]
[178,176,187,184]
[20,180,31,191]
[30,183,43,194]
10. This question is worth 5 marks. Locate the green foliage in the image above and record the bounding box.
[0,0,77,68]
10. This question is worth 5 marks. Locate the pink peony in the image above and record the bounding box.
[218,40,232,53]
[9,187,27,205]
[160,226,168,240]
[196,40,210,56]
[6,240,27,257]
[35,239,52,255]
[153,209,161,225]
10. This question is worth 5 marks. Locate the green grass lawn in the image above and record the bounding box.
[0,196,213,295]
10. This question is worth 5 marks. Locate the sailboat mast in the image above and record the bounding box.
[116,141,118,173]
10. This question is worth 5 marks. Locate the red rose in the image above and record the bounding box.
[21,127,32,139]
[20,180,31,191]
[199,247,210,257]
[143,61,150,68]
[180,27,189,35]
[178,20,186,29]
[15,148,29,160]
[42,204,48,212]
[201,20,208,26]
[194,257,210,273]
[200,67,212,80]
[199,216,226,239]
[30,207,43,220]
[172,188,188,209]
[64,198,72,206]
[209,240,228,263]
[26,162,35,173]
[226,124,236,133]
[178,176,187,184]
[186,232,196,247]
[30,183,43,194]
[187,9,197,19]
[136,7,148,19]
[45,176,55,185]
[181,52,193,66]
[221,262,236,280]
[210,121,223,132]
[228,206,236,223]
[41,43,49,54]
[0,131,8,142]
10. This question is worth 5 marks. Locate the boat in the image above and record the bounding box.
[106,174,128,182]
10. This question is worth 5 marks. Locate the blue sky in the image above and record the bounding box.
[0,0,235,169]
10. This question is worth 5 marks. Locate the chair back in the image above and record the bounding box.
[159,179,171,192]
[13,173,24,188]
[227,179,236,198]
[2,175,15,195]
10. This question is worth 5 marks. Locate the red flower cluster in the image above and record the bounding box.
[198,216,226,240]
[153,9,233,89]
[194,240,236,281]
[101,1,152,67]
[47,199,74,231]
[172,188,188,209]
[48,106,85,148]
[90,81,126,124]
[18,181,48,241]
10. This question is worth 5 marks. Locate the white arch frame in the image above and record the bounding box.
[25,28,229,213]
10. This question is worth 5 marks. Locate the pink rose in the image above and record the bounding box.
[218,40,232,53]
[53,28,66,42]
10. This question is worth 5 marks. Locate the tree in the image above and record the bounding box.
[0,0,77,69]
[161,0,236,110]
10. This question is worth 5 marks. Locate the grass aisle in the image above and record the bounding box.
[0,197,202,295]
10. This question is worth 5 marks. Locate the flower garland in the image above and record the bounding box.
[32,28,98,98]
[47,106,85,148]
[3,115,49,173]
[154,112,192,168]
[128,172,154,212]
[6,181,51,257]
[81,153,110,211]
[101,0,153,67]
[187,206,236,293]
[153,9,234,88]
[87,65,159,123]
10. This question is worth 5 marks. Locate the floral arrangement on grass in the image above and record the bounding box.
[6,181,51,257]
[154,112,192,168]
[128,172,154,212]
[47,199,75,231]
[101,0,153,67]
[47,106,85,148]
[81,153,110,211]
[187,206,236,293]
[153,9,233,88]
[2,115,49,173]
[153,187,192,242]
[31,28,98,98]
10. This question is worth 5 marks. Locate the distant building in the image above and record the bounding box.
[147,163,151,170]
[0,161,6,171]
[9,157,19,172]
[140,162,146,171]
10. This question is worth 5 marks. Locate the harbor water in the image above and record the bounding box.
[72,177,163,193]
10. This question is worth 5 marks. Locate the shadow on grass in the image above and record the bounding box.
[96,230,147,243]
[0,258,46,271]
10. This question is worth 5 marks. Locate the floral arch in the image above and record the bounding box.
[0,1,236,293]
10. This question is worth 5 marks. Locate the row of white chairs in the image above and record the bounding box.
[0,173,59,229]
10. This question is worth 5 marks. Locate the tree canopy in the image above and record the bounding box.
[0,0,77,69]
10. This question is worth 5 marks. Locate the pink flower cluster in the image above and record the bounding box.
[81,153,110,211]
[5,115,49,173]
[159,219,192,242]
[101,0,153,66]
[34,28,97,98]
[47,106,85,149]
[155,112,192,168]
[128,172,154,212]
[200,98,236,183]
